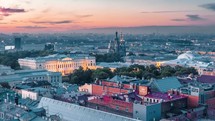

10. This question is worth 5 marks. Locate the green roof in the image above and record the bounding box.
[152,77,182,92]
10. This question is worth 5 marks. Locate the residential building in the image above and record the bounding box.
[133,102,161,121]
[0,65,14,75]
[79,75,150,96]
[0,69,62,86]
[21,89,38,100]
[150,77,182,93]
[14,37,22,50]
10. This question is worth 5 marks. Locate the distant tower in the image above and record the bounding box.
[114,31,120,54]
[15,37,21,50]
[119,32,126,56]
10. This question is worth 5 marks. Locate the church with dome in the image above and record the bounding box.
[108,32,126,57]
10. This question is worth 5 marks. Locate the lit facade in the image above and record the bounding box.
[18,54,96,75]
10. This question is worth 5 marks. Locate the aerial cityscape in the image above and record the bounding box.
[0,0,215,121]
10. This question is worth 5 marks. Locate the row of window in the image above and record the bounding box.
[115,105,129,112]
[45,63,95,69]
[146,98,159,103]
[23,93,37,100]
[30,76,60,82]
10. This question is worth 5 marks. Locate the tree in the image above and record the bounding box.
[92,70,109,80]
[0,50,56,70]
[0,82,11,89]
[68,67,93,85]
[92,53,122,62]
[66,64,198,85]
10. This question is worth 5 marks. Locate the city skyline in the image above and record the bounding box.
[1,0,215,33]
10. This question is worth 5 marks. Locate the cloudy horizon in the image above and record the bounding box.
[1,0,215,33]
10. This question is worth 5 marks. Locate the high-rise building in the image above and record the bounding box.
[108,32,126,57]
[14,37,21,50]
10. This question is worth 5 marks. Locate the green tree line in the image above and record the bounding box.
[66,65,198,85]
[0,50,55,69]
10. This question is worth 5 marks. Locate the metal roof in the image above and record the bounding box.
[38,97,140,121]
[109,75,126,83]
[152,77,182,92]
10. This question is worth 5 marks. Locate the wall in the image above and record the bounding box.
[138,86,148,96]
[79,84,92,94]
[92,84,130,96]
[161,98,187,114]
[92,84,103,95]
[133,103,161,121]
[182,94,199,108]
[21,89,38,100]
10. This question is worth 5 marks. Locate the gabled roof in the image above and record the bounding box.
[152,77,182,92]
[109,75,125,83]
[38,97,140,121]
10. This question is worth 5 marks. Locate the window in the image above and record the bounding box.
[116,106,119,110]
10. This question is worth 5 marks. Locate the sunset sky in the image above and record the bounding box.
[1,0,215,33]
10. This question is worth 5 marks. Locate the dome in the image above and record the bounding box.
[177,51,195,60]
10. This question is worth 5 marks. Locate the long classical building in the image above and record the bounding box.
[18,54,96,75]
[0,69,62,86]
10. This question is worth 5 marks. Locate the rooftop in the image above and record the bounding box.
[20,54,95,62]
[145,92,186,102]
[197,75,215,84]
[38,97,140,121]
[152,77,182,92]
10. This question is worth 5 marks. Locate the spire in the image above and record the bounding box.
[120,32,123,40]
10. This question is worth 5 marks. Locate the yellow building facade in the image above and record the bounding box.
[18,54,96,76]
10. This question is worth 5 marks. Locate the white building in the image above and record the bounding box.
[21,87,51,101]
[161,51,213,69]
[18,54,96,75]
[124,56,157,65]
[0,69,62,86]
[21,89,38,100]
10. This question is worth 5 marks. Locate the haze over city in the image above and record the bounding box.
[1,0,215,33]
